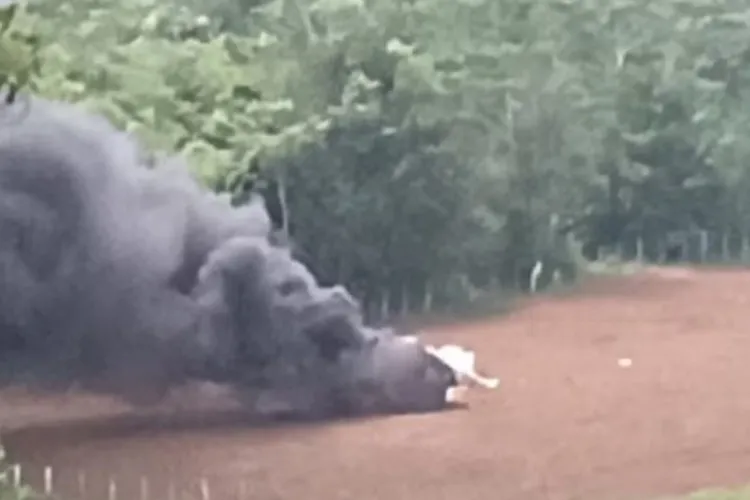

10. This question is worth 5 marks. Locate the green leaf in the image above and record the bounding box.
[222,34,251,64]
[0,3,17,35]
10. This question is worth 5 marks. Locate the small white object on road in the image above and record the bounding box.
[618,358,633,368]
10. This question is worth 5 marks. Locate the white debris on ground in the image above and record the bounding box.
[445,385,468,404]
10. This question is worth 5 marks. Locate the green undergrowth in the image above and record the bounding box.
[0,446,34,500]
[666,486,750,500]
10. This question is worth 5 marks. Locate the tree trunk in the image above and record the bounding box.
[721,232,730,261]
[423,281,433,312]
[276,173,290,239]
[400,285,410,316]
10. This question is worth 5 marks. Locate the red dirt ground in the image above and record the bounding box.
[4,267,750,500]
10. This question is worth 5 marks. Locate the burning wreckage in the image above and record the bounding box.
[0,97,498,419]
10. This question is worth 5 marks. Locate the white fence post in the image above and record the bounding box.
[43,466,53,496]
[423,281,433,312]
[77,470,87,499]
[11,464,21,488]
[530,260,543,293]
[636,236,644,262]
[139,476,149,500]
[400,286,409,316]
[167,478,176,500]
[379,290,390,321]
[700,230,708,262]
[108,477,117,500]
[200,478,211,500]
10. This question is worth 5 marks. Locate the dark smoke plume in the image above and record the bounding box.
[0,97,455,418]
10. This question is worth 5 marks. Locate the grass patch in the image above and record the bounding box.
[661,486,750,500]
[687,487,750,500]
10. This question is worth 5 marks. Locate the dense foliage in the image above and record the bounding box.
[3,0,750,317]
[0,446,31,500]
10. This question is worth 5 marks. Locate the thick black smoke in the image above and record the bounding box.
[0,97,455,418]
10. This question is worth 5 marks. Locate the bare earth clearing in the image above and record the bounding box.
[3,267,750,500]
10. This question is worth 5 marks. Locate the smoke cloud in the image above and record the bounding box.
[0,97,455,418]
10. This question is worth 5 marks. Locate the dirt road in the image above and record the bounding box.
[4,267,750,500]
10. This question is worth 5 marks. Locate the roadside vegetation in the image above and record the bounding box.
[3,0,750,323]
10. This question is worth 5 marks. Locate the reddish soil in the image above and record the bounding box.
[4,267,750,500]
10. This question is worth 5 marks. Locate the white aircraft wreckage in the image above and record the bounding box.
[402,335,500,406]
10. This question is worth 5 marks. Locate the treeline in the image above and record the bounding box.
[4,0,750,318]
